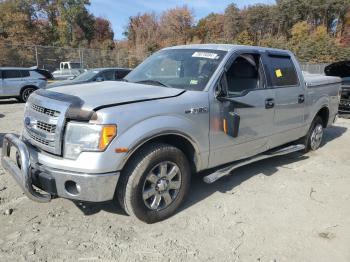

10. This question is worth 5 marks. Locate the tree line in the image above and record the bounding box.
[0,0,114,49]
[124,0,350,66]
[0,0,349,69]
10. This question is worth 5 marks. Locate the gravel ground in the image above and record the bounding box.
[0,99,349,262]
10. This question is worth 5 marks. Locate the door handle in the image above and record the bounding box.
[265,98,275,109]
[298,94,305,104]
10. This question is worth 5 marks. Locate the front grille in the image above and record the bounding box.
[24,95,68,155]
[27,131,50,146]
[31,104,60,117]
[37,121,56,133]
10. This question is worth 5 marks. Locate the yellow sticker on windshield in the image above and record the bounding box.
[275,69,283,78]
[190,80,198,85]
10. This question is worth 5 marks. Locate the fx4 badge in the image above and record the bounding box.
[185,107,208,114]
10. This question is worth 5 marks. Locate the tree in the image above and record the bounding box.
[56,0,94,47]
[0,0,46,45]
[196,13,224,43]
[235,30,254,45]
[160,6,194,45]
[223,4,242,43]
[125,12,160,65]
[340,9,350,46]
[242,4,278,45]
[91,17,114,49]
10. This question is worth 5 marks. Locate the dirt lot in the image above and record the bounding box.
[0,99,349,262]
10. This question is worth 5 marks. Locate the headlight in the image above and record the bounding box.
[64,122,117,159]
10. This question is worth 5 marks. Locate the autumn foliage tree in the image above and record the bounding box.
[0,0,350,67]
[122,0,350,64]
[0,0,114,48]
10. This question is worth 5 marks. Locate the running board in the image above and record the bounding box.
[203,144,305,184]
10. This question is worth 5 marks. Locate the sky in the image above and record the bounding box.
[89,0,275,40]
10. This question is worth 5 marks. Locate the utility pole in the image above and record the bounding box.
[35,45,39,67]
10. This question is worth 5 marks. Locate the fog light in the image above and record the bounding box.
[64,181,81,196]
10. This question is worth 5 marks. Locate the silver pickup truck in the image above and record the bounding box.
[1,45,341,223]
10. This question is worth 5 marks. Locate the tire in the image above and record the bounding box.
[117,143,191,223]
[19,87,36,102]
[301,116,324,152]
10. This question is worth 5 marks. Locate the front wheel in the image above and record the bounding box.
[117,143,191,223]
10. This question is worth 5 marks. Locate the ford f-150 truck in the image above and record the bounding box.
[1,45,341,223]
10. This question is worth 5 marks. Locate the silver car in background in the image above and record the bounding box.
[0,68,47,102]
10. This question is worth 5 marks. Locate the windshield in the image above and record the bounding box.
[125,49,227,91]
[73,70,100,81]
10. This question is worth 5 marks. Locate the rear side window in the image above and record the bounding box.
[267,56,299,86]
[3,70,22,79]
[21,70,30,77]
[3,70,30,78]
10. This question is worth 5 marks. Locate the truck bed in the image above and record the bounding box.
[302,72,341,87]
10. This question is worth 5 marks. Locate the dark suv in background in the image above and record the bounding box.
[325,61,350,116]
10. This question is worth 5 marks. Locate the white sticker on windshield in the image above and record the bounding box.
[192,52,220,60]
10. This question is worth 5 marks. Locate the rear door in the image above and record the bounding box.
[2,70,23,96]
[265,52,306,148]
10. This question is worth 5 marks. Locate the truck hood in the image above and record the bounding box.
[48,81,185,111]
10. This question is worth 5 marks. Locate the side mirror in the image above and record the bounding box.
[223,111,240,138]
[96,77,104,82]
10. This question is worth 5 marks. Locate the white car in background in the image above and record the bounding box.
[0,68,47,102]
[52,61,85,81]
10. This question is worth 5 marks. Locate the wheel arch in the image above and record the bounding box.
[315,106,330,128]
[120,132,201,175]
[20,85,38,96]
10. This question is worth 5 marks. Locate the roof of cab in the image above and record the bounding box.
[164,44,292,54]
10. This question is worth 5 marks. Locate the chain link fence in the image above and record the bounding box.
[300,63,329,74]
[0,43,333,75]
[0,43,131,72]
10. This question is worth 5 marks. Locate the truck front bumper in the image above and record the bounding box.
[1,134,119,203]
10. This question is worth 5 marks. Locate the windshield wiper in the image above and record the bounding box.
[135,79,170,87]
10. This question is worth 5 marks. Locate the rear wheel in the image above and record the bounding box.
[19,87,36,102]
[302,116,324,152]
[117,143,191,223]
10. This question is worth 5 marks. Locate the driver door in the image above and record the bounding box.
[209,51,276,168]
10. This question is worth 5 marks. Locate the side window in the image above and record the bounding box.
[3,70,22,79]
[21,70,30,77]
[225,54,261,96]
[267,56,298,87]
[115,70,130,79]
[100,70,115,81]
